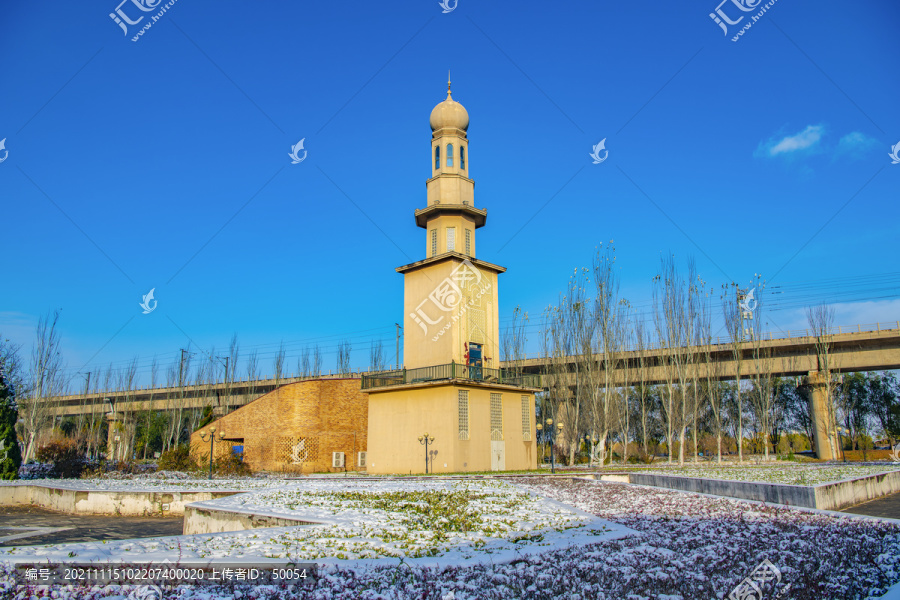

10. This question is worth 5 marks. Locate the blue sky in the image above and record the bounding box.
[1,0,898,384]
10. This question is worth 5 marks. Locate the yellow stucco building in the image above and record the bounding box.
[363,80,541,474]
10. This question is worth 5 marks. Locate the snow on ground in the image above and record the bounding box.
[636,464,899,486]
[2,477,899,599]
[0,470,283,491]
[2,479,626,566]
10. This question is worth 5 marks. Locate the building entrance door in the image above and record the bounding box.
[491,440,505,471]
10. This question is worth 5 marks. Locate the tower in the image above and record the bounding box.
[364,81,539,475]
[401,76,502,371]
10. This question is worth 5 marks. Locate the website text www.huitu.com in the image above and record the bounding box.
[131,0,180,42]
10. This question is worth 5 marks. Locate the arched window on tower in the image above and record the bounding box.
[446,144,454,167]
[460,146,466,170]
[434,146,440,170]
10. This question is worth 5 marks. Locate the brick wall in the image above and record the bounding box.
[191,379,368,473]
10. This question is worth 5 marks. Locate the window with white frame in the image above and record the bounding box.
[447,227,456,251]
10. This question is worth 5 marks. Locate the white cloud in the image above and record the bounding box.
[836,131,878,158]
[758,125,825,157]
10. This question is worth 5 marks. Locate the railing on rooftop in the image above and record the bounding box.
[361,362,541,391]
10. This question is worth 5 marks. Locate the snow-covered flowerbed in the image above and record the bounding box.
[1,479,624,566]
[638,464,899,486]
[515,478,900,599]
[2,478,898,599]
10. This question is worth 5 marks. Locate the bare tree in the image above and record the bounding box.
[723,283,747,462]
[592,246,624,466]
[141,357,159,459]
[664,258,700,467]
[566,269,594,465]
[541,295,576,465]
[247,349,259,403]
[0,334,25,396]
[22,311,68,461]
[203,346,218,412]
[300,346,311,378]
[73,371,90,448]
[119,357,139,461]
[337,340,352,375]
[80,370,97,459]
[502,306,530,378]
[634,318,652,456]
[369,340,387,372]
[653,258,683,464]
[748,277,776,461]
[806,303,840,459]
[169,349,192,451]
[616,300,632,464]
[273,341,286,386]
[163,363,177,453]
[186,358,208,438]
[685,264,701,464]
[227,334,239,407]
[102,363,116,454]
[313,345,322,377]
[699,285,725,463]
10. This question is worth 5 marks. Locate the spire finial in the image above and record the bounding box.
[447,69,452,98]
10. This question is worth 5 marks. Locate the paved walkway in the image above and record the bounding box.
[841,491,900,520]
[0,506,183,546]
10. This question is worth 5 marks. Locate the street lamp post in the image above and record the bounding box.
[548,419,556,474]
[536,423,544,468]
[418,433,434,474]
[199,427,224,480]
[536,419,565,474]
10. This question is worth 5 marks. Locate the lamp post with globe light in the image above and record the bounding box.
[198,426,224,480]
[418,433,434,474]
[536,418,565,473]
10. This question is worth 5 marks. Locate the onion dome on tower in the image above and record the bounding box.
[430,78,469,132]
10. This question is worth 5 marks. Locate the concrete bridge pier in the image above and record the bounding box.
[105,412,134,462]
[806,371,840,460]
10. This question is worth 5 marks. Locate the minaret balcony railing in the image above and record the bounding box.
[361,362,540,390]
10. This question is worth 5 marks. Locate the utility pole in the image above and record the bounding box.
[81,371,93,413]
[217,356,230,411]
[79,371,92,457]
[179,349,190,387]
[395,323,402,370]
[178,348,192,431]
[737,287,753,342]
